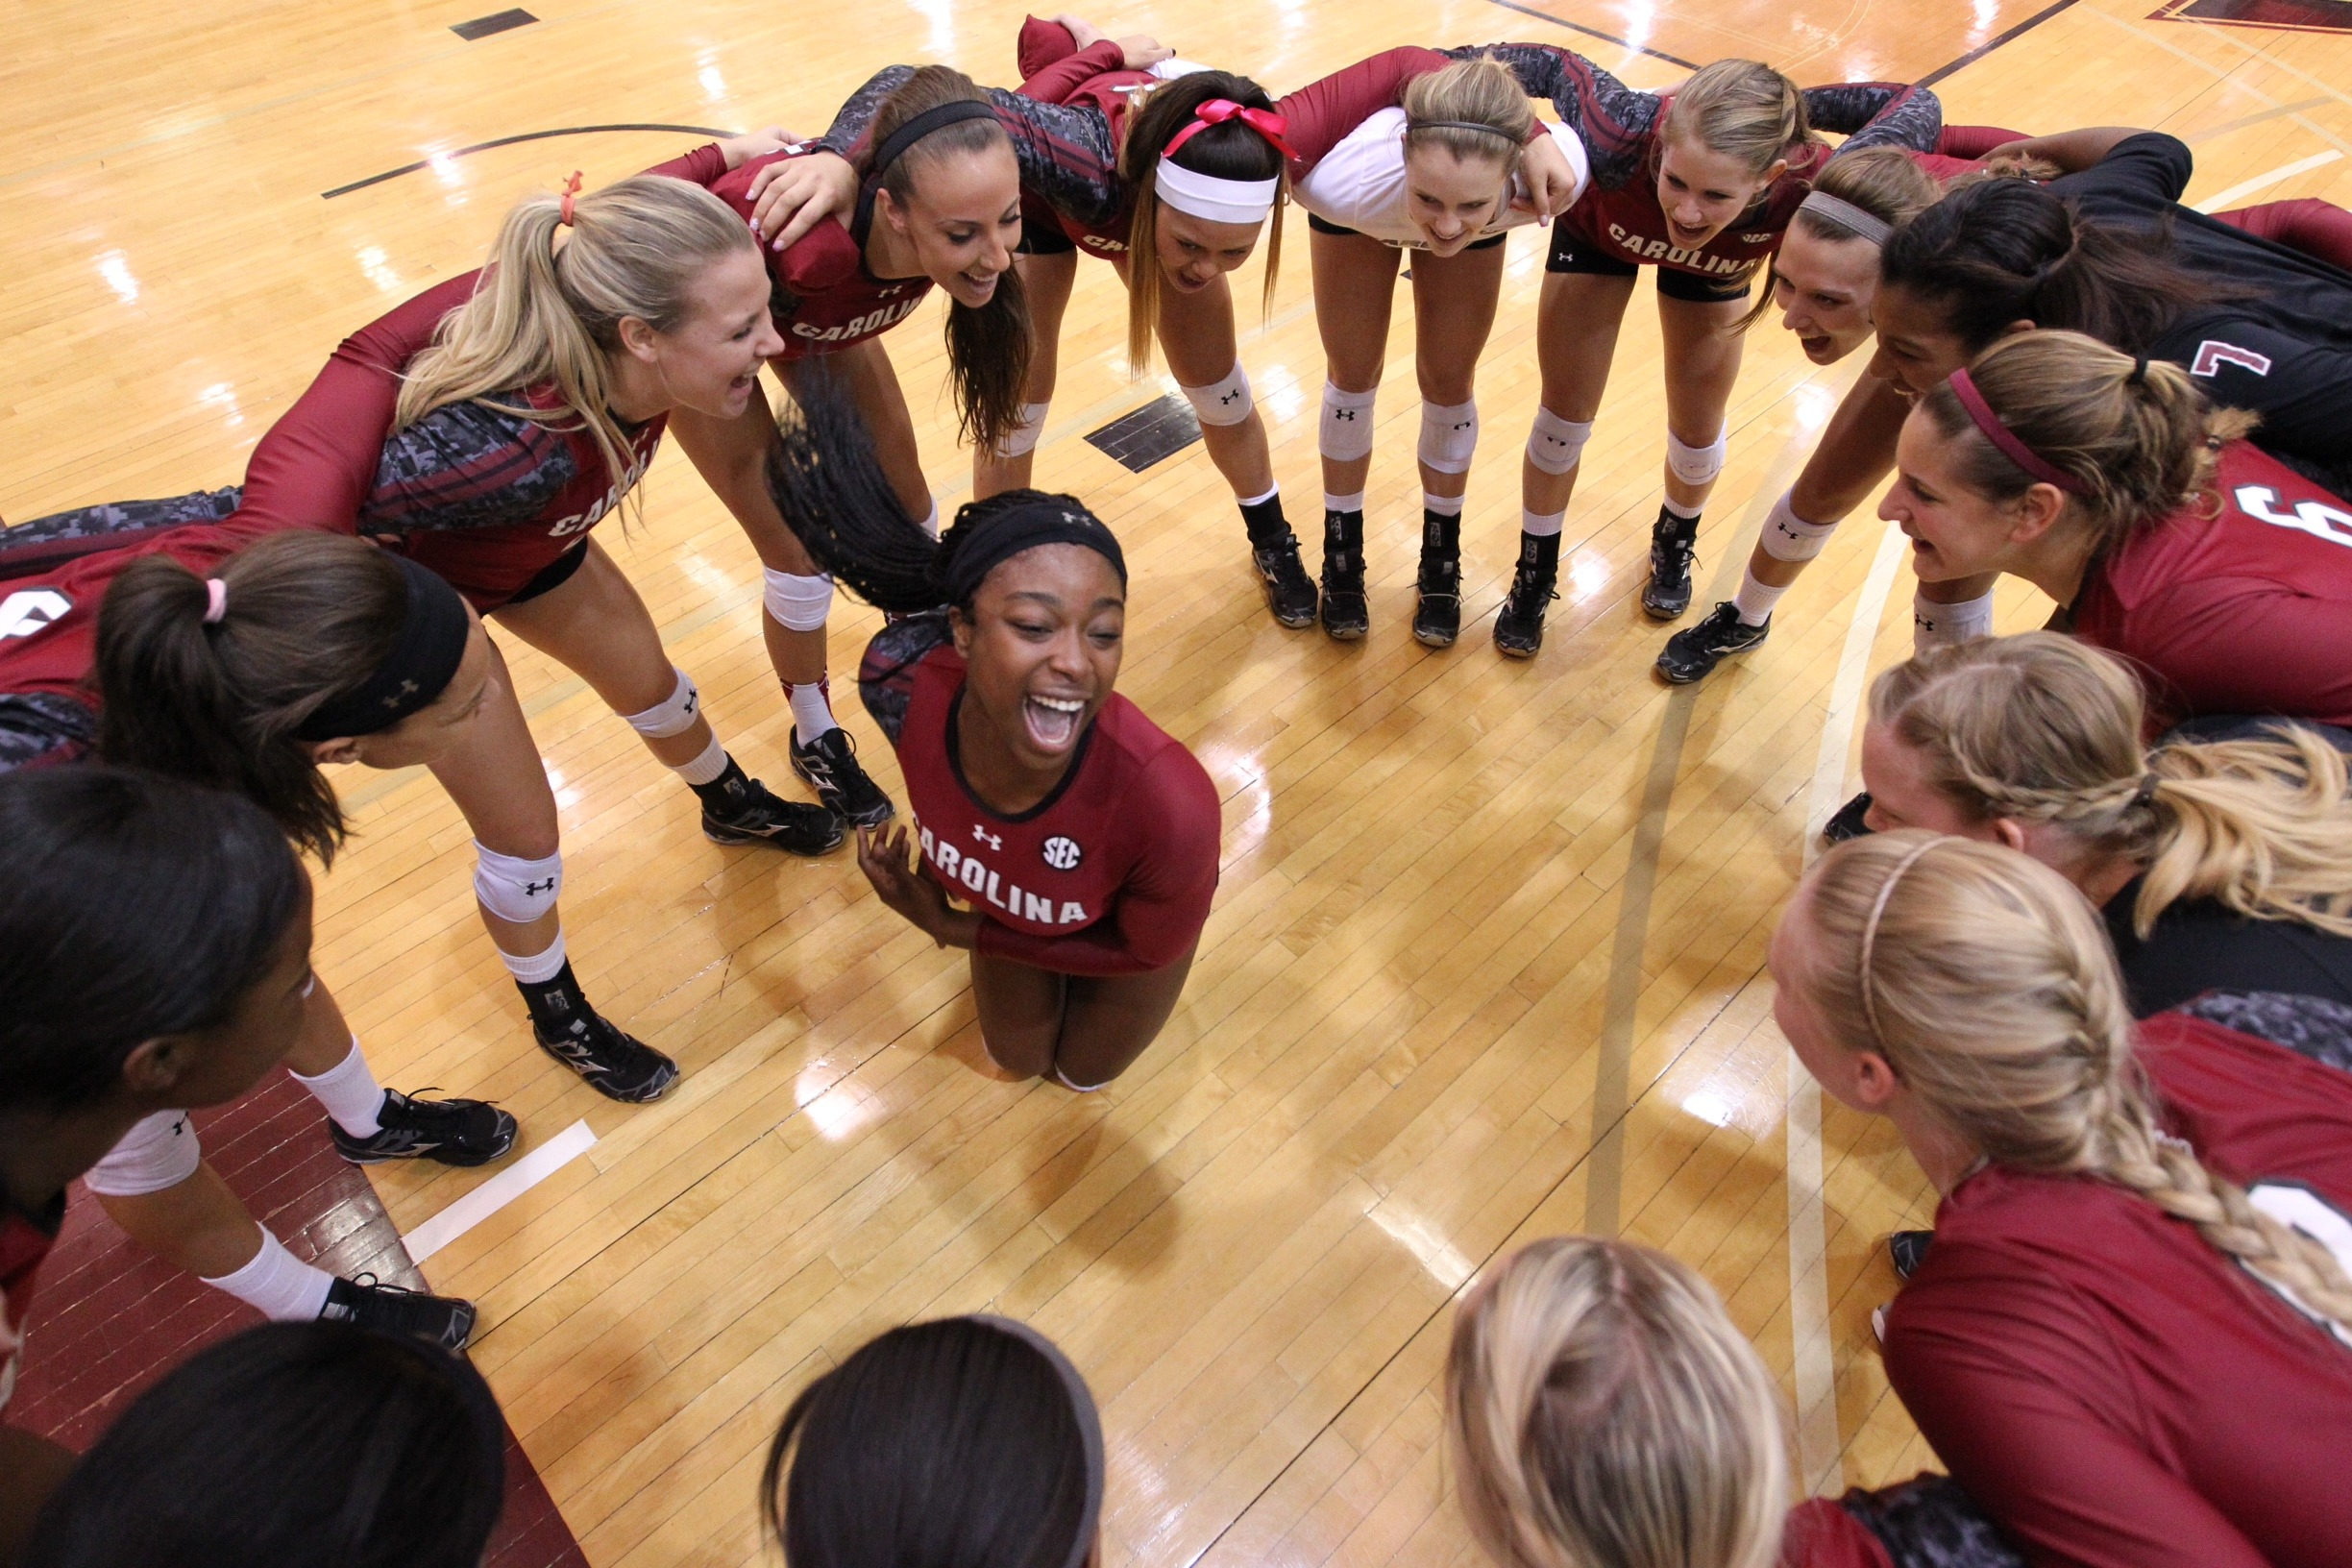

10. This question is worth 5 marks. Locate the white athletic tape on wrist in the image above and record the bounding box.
[994,401,1051,457]
[622,667,702,739]
[762,569,835,632]
[1320,382,1378,462]
[1526,408,1592,476]
[1182,361,1254,427]
[1758,490,1839,563]
[1912,589,1997,649]
[474,842,563,924]
[85,1110,202,1196]
[1417,399,1479,475]
[1666,426,1728,487]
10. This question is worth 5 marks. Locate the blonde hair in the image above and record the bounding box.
[1871,634,2352,939]
[1120,69,1287,371]
[1657,61,1812,179]
[1404,56,1537,170]
[1794,147,1937,242]
[1800,833,2352,1335]
[1916,330,2254,553]
[395,174,754,504]
[1446,1237,1786,1568]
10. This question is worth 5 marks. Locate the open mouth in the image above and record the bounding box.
[1168,271,1211,293]
[1023,694,1088,749]
[1799,332,1833,358]
[960,268,1000,299]
[1669,221,1711,246]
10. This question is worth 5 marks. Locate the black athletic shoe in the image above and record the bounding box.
[699,768,846,855]
[1411,515,1461,649]
[1889,1229,1935,1282]
[330,1090,516,1168]
[1250,535,1319,628]
[534,1011,678,1103]
[320,1274,478,1350]
[1493,531,1561,660]
[1641,506,1701,620]
[1319,511,1368,641]
[1656,602,1769,684]
[790,725,894,827]
[1822,791,1875,845]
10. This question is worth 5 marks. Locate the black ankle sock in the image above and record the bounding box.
[1323,508,1363,560]
[518,962,593,1039]
[688,755,751,813]
[1422,510,1460,556]
[1517,529,1562,576]
[1239,492,1291,549]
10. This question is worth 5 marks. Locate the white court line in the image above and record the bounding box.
[2196,151,2343,214]
[1788,521,1909,1496]
[403,1118,597,1265]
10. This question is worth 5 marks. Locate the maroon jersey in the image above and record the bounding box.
[858,615,1219,976]
[1,1194,63,1414]
[2070,440,2352,731]
[655,143,932,361]
[1909,123,2026,183]
[1883,1013,2352,1568]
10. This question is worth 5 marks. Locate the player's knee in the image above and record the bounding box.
[762,568,834,632]
[1666,426,1727,487]
[1417,399,1479,476]
[1526,407,1592,475]
[621,667,702,739]
[474,843,563,923]
[1321,381,1378,462]
[84,1111,201,1197]
[1181,361,1254,428]
[992,401,1051,458]
[1758,490,1838,563]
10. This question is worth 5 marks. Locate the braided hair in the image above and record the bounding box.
[1801,833,2352,1338]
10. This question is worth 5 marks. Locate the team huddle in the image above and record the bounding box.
[5,11,2352,1567]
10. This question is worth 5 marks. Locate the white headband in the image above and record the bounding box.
[1797,190,1893,247]
[1154,159,1278,226]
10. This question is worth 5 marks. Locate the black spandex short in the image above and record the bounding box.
[1017,196,1078,257]
[501,540,590,608]
[1307,211,1508,252]
[1545,225,1753,303]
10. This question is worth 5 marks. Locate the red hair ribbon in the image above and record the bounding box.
[1947,368,2091,496]
[1162,99,1295,160]
[557,170,584,227]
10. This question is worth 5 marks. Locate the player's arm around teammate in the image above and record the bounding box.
[1294,54,1586,646]
[768,391,1220,1091]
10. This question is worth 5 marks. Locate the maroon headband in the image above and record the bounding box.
[1946,368,2091,495]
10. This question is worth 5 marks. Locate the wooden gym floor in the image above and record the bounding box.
[5,0,2350,1561]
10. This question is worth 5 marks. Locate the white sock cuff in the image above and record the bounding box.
[783,679,838,741]
[673,732,729,787]
[497,930,570,986]
[1526,408,1593,476]
[1323,491,1366,515]
[1320,381,1378,462]
[1758,490,1839,563]
[1237,483,1280,508]
[1732,568,1788,626]
[762,569,835,633]
[287,1037,384,1139]
[202,1230,334,1323]
[1422,492,1466,517]
[1521,507,1567,538]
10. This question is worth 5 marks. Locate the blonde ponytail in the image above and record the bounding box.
[1657,61,1812,179]
[1870,633,2352,938]
[1800,834,2352,1336]
[395,174,755,500]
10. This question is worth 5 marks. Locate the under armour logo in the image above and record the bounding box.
[2192,339,2273,379]
[380,679,420,709]
[0,589,71,640]
[524,877,557,895]
[972,824,1003,851]
[1219,389,1243,405]
[1041,835,1082,870]
[1333,409,1358,421]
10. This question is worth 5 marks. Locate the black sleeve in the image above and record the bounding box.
[0,693,98,772]
[1837,1473,2029,1568]
[0,488,243,580]
[857,609,951,745]
[1457,42,1655,188]
[2160,315,2352,494]
[814,65,917,157]
[2050,132,2193,211]
[1806,83,1941,156]
[984,89,1124,232]
[2177,992,2352,1076]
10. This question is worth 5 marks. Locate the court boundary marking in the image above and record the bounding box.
[1920,0,2087,86]
[321,122,732,198]
[1475,0,1701,68]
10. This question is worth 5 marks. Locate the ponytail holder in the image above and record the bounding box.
[557,170,583,227]
[203,578,229,625]
[2128,355,2150,386]
[1947,367,2092,496]
[1162,99,1296,160]
[2131,772,2162,808]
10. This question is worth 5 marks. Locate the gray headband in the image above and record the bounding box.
[973,1315,1103,1568]
[1797,190,1892,247]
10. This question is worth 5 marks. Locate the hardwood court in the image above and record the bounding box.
[5,0,2350,1561]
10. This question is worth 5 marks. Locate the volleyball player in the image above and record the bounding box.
[1469,44,1940,654]
[761,1315,1101,1568]
[1775,833,2352,1567]
[1885,331,2352,732]
[1861,634,2352,1016]
[767,389,1219,1091]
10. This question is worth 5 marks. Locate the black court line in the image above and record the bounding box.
[451,8,537,40]
[323,123,733,198]
[1920,0,2087,86]
[1475,0,1701,69]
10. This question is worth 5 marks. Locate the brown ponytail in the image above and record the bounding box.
[94,533,409,865]
[1119,69,1287,372]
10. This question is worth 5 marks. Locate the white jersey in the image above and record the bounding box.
[1291,108,1590,250]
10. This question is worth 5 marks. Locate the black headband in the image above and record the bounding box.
[869,100,1001,179]
[292,555,472,742]
[942,500,1129,605]
[1408,118,1519,142]
[970,1316,1102,1568]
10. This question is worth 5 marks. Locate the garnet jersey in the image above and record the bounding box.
[859,614,1219,976]
[1883,1013,2352,1568]
[1468,43,1940,283]
[1907,122,2026,183]
[0,1193,63,1416]
[2068,440,2352,731]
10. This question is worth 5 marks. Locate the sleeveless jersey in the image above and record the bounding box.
[858,614,1219,976]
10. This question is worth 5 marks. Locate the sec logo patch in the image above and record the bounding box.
[1041,836,1083,870]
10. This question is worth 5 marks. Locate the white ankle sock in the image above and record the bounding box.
[497,931,569,986]
[1661,496,1703,522]
[201,1230,334,1322]
[1422,491,1465,517]
[672,734,729,787]
[288,1037,384,1138]
[784,679,837,741]
[1521,507,1566,538]
[1323,491,1365,515]
[1732,568,1787,627]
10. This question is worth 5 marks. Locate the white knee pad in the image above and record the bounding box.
[1758,490,1839,564]
[85,1111,201,1197]
[1321,382,1378,462]
[762,568,835,633]
[1666,426,1728,487]
[622,667,701,739]
[1181,361,1254,428]
[1417,399,1479,475]
[992,401,1051,458]
[474,843,563,924]
[1526,407,1593,476]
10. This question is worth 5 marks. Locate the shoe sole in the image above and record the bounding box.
[1271,607,1317,629]
[333,1138,513,1168]
[788,752,896,828]
[1641,596,1692,621]
[1321,623,1367,641]
[1411,627,1458,649]
[1494,641,1539,660]
[703,821,847,856]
